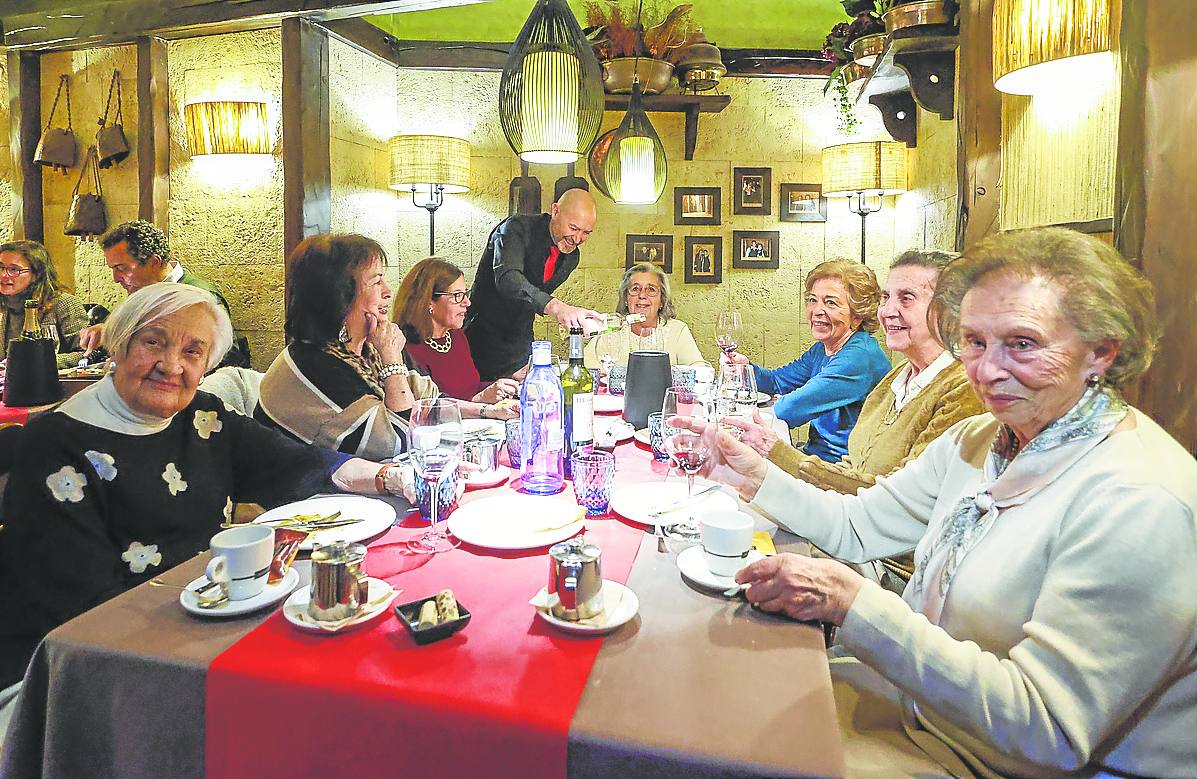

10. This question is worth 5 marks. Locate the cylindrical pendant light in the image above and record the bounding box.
[993,0,1118,95]
[499,0,603,164]
[603,82,667,205]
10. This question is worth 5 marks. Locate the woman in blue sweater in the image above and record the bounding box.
[727,259,890,462]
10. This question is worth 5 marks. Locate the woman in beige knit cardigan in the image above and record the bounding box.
[732,249,983,584]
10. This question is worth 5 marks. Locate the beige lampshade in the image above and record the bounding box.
[993,0,1118,95]
[821,141,907,196]
[184,101,271,155]
[389,135,471,193]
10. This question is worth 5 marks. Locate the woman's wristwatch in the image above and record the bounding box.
[375,463,397,495]
[378,362,409,380]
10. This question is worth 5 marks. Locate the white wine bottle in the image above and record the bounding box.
[581,312,646,338]
[561,326,594,479]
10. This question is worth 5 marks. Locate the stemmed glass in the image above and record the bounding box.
[409,397,464,554]
[660,386,712,542]
[717,362,758,438]
[714,311,743,356]
[596,331,615,383]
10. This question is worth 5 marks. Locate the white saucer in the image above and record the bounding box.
[282,577,397,634]
[533,580,639,635]
[632,428,651,446]
[464,464,510,489]
[756,391,773,405]
[180,567,299,617]
[593,394,624,414]
[593,417,634,446]
[677,545,765,593]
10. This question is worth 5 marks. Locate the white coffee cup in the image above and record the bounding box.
[700,511,755,577]
[207,524,274,601]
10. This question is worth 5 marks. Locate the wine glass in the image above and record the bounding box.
[717,362,759,438]
[714,311,743,356]
[409,397,464,554]
[596,332,615,385]
[660,386,712,541]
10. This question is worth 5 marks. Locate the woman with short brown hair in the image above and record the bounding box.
[0,240,87,368]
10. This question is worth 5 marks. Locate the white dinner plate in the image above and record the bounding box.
[593,417,634,446]
[282,577,397,634]
[756,391,773,406]
[609,479,739,528]
[253,495,396,551]
[180,567,299,617]
[677,545,766,593]
[593,394,624,414]
[532,580,639,635]
[447,493,585,550]
[464,464,510,489]
[632,428,651,446]
[463,418,505,439]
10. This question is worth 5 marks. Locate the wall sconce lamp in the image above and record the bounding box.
[993,0,1117,95]
[184,101,271,155]
[821,141,907,264]
[389,134,472,256]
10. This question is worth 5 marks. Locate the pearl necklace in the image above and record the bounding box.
[425,331,452,354]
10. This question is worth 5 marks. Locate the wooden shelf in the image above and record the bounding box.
[855,25,958,148]
[604,93,732,161]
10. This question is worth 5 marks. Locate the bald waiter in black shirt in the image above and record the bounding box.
[464,189,601,381]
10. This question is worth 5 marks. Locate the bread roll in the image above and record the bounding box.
[417,599,439,628]
[435,589,460,622]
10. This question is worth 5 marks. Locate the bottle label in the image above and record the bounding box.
[569,333,583,359]
[547,428,565,451]
[572,393,593,443]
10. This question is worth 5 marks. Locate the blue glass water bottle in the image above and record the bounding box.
[520,341,565,494]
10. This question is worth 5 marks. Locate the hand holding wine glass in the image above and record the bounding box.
[661,387,712,541]
[715,311,742,355]
[409,398,464,554]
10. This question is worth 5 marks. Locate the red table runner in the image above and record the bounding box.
[206,445,656,779]
[0,400,31,426]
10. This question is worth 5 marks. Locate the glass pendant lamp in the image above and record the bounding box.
[499,0,603,164]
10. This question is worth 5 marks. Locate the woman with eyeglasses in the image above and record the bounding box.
[583,262,704,370]
[1,240,87,368]
[394,258,519,417]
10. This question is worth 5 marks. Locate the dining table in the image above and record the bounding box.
[0,412,846,779]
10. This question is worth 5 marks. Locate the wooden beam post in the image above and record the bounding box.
[282,16,331,289]
[955,0,1001,250]
[136,36,169,228]
[6,51,44,243]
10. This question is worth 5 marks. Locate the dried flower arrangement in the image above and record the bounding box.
[584,1,694,63]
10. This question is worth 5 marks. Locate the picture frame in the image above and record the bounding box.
[625,234,673,272]
[731,230,780,269]
[673,186,721,226]
[683,236,722,284]
[732,167,772,215]
[779,184,827,223]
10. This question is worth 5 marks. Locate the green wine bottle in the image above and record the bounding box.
[561,326,594,479]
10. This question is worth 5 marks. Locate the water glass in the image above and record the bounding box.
[608,363,627,395]
[505,418,522,468]
[571,451,616,515]
[648,411,674,462]
[409,398,464,555]
[413,469,459,523]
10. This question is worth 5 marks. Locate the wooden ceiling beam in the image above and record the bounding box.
[0,0,469,51]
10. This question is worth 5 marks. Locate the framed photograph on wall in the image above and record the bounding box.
[731,230,780,269]
[673,186,721,225]
[684,236,722,284]
[779,184,827,222]
[625,234,673,272]
[733,167,772,215]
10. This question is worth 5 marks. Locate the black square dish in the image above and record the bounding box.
[394,596,471,645]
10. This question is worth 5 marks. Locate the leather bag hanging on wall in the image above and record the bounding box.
[33,75,77,174]
[96,69,131,168]
[65,146,108,239]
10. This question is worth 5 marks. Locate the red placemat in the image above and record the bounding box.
[205,485,645,779]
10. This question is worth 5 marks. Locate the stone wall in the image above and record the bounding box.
[893,105,958,253]
[389,70,948,369]
[328,38,400,289]
[167,30,285,369]
[40,46,140,299]
[0,56,13,244]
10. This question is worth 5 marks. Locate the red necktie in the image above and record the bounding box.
[543,246,560,284]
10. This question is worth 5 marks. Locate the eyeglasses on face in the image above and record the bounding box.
[0,265,33,278]
[432,290,468,304]
[627,284,661,298]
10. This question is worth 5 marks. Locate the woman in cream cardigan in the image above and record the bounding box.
[583,263,704,369]
[674,228,1197,779]
[731,249,983,585]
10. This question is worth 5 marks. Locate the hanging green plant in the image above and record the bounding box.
[821,2,888,134]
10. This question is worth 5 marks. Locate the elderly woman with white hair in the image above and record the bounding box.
[583,262,704,369]
[0,283,403,695]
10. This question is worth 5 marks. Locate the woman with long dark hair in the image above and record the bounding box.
[0,240,87,368]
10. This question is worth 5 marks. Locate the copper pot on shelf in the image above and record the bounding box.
[602,57,674,95]
[849,33,888,68]
[882,0,958,33]
[673,32,726,93]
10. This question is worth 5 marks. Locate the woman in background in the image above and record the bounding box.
[583,262,704,370]
[0,240,87,368]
